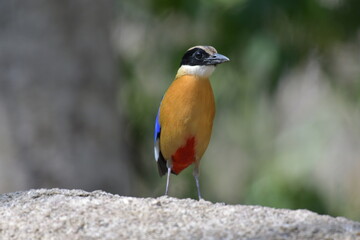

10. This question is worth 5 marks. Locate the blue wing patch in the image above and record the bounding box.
[154,108,161,161]
[154,104,168,176]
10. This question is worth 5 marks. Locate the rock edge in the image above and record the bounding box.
[0,188,359,240]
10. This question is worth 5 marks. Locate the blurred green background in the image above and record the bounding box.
[117,0,360,221]
[0,0,359,221]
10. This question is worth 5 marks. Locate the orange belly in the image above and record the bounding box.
[159,75,215,174]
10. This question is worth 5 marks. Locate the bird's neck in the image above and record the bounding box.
[176,65,215,79]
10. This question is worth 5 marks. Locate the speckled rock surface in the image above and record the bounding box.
[0,189,359,239]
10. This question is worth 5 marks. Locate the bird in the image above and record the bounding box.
[154,45,229,199]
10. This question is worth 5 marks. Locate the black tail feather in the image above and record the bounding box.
[157,152,178,176]
[157,151,167,176]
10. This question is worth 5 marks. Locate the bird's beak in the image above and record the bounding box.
[205,53,230,65]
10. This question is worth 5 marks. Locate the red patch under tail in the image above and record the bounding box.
[171,137,196,174]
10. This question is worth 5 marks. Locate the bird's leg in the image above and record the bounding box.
[165,160,172,196]
[193,165,202,200]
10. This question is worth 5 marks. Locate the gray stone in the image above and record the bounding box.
[0,189,359,239]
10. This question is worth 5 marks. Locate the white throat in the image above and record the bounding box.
[176,65,215,78]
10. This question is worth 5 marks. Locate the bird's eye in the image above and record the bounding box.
[194,51,203,60]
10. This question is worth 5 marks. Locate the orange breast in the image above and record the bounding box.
[159,75,215,174]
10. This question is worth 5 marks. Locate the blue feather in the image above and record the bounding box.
[154,103,168,176]
[154,108,161,161]
[154,109,161,142]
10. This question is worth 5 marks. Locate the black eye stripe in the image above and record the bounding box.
[180,48,210,66]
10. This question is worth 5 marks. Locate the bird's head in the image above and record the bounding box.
[176,46,230,78]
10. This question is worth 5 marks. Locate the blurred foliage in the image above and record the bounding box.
[116,0,360,221]
[149,0,360,93]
